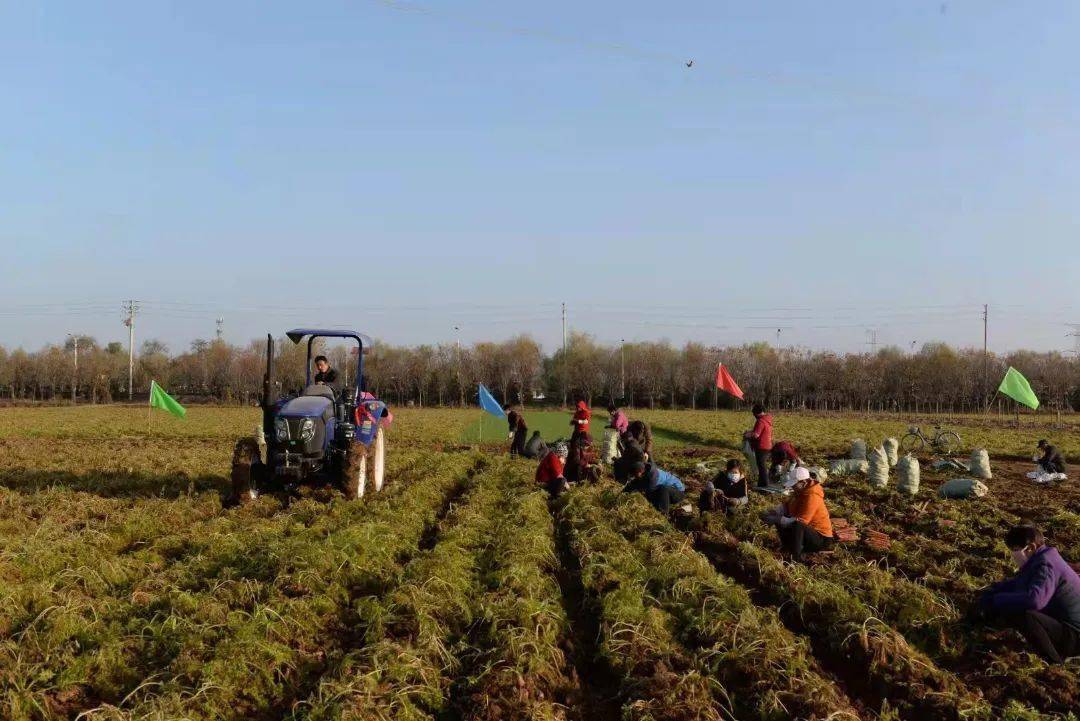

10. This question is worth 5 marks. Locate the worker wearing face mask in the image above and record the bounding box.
[979,525,1080,664]
[700,459,749,514]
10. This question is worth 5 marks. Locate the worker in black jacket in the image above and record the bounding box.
[1037,440,1068,475]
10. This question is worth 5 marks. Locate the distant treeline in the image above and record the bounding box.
[1,332,1077,412]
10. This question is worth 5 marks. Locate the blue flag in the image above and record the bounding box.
[478,384,505,418]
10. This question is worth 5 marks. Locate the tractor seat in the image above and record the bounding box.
[302,384,337,401]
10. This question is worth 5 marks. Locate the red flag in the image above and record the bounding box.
[715,363,744,400]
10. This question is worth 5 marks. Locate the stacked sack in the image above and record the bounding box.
[868,445,890,489]
[969,448,992,480]
[883,437,899,466]
[850,438,868,460]
[896,455,920,496]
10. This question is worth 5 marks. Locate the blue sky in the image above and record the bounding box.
[2,1,1078,354]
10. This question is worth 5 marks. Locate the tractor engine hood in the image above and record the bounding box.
[278,396,334,421]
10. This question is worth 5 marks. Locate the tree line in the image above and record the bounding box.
[1,332,1077,412]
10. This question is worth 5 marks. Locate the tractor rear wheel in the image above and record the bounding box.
[340,440,367,500]
[372,426,386,492]
[231,438,263,505]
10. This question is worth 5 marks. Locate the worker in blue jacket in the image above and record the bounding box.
[979,525,1080,663]
[624,459,686,513]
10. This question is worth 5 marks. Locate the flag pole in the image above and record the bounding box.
[148,380,153,433]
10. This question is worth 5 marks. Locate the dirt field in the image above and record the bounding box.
[1,406,1078,720]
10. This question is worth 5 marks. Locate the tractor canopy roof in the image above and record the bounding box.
[286,329,374,347]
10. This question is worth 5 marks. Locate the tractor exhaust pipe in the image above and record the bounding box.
[261,334,275,435]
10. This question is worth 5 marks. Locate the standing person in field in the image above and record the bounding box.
[762,468,835,562]
[744,403,774,488]
[536,442,569,497]
[979,525,1080,664]
[624,458,686,514]
[770,440,804,484]
[607,403,629,435]
[504,404,527,456]
[1036,440,1068,475]
[570,399,592,442]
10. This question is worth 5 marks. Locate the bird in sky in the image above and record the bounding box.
[686,60,693,68]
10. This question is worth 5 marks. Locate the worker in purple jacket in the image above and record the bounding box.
[979,525,1080,663]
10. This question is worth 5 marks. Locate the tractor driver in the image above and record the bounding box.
[313,355,342,393]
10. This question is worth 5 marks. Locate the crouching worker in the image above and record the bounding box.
[770,440,803,484]
[536,442,570,498]
[522,430,547,460]
[762,467,835,562]
[978,525,1080,664]
[565,435,600,484]
[1036,440,1068,476]
[625,459,686,514]
[700,459,749,514]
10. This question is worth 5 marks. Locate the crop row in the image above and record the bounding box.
[290,458,573,721]
[0,448,483,720]
[698,491,1074,720]
[560,483,864,721]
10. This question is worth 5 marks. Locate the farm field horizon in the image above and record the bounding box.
[2,405,1080,720]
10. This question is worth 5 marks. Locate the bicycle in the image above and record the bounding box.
[899,425,962,456]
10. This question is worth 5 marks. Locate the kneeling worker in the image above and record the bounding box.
[762,467,835,562]
[700,459,749,513]
[535,442,570,498]
[523,430,546,460]
[1036,440,1068,475]
[624,459,686,514]
[979,525,1080,664]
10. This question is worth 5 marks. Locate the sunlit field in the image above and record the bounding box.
[1,405,1079,720]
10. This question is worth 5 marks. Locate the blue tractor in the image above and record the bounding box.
[231,329,391,503]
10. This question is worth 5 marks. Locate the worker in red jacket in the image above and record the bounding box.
[570,399,592,442]
[770,440,803,484]
[536,442,570,498]
[743,403,774,488]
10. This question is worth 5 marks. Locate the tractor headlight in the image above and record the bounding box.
[299,418,316,442]
[275,417,290,441]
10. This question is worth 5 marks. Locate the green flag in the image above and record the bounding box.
[149,380,187,419]
[998,367,1039,410]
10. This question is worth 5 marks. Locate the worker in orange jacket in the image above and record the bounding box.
[762,467,835,561]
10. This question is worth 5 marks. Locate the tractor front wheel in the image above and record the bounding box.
[231,438,263,504]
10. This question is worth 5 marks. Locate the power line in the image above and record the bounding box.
[1067,324,1080,356]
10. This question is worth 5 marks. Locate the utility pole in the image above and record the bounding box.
[910,340,917,355]
[123,300,139,400]
[216,317,224,341]
[865,329,879,353]
[67,334,79,404]
[561,302,568,405]
[982,304,989,410]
